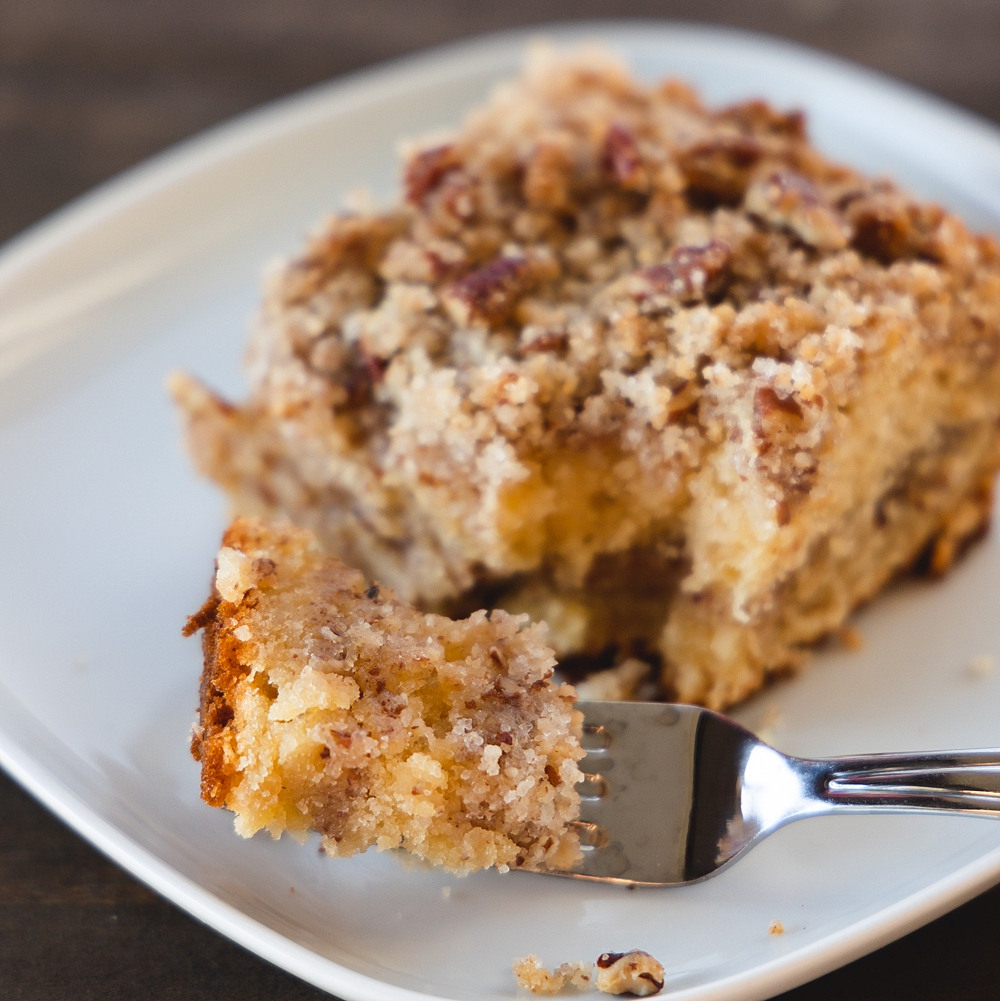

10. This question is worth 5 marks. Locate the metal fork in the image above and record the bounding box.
[550,701,1000,886]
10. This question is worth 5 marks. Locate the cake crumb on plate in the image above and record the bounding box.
[514,955,594,994]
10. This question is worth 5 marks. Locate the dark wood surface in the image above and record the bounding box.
[2,2,999,998]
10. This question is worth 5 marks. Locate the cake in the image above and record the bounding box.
[172,47,1000,710]
[185,517,584,873]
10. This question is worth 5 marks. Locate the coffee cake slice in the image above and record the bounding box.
[173,47,1000,709]
[186,517,583,873]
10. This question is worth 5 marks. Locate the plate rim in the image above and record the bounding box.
[3,19,1000,1001]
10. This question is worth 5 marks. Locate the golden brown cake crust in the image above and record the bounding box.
[185,593,236,807]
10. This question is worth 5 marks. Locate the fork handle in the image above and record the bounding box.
[802,749,1000,815]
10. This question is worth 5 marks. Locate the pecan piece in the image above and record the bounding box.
[632,240,732,304]
[840,182,932,264]
[752,385,807,460]
[594,951,665,996]
[523,140,575,210]
[678,135,763,204]
[442,256,531,327]
[847,190,953,264]
[846,193,914,264]
[755,385,804,414]
[752,386,816,523]
[447,251,559,327]
[714,100,807,139]
[404,144,461,204]
[325,344,387,409]
[745,170,849,250]
[602,124,647,190]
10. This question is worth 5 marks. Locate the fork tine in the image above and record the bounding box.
[544,701,1000,888]
[547,701,710,885]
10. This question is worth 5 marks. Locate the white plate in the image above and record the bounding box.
[1,21,1000,1001]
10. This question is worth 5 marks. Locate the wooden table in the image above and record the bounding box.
[2,2,999,997]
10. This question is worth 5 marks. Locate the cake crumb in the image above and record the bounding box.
[575,659,651,701]
[768,920,784,936]
[441,886,451,899]
[838,626,864,651]
[595,951,665,996]
[514,955,594,994]
[215,546,274,602]
[966,654,996,678]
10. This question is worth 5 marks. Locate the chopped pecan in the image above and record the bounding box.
[753,385,806,458]
[443,256,529,326]
[633,240,732,304]
[443,253,556,327]
[754,385,804,421]
[594,951,665,996]
[745,170,849,250]
[523,140,575,210]
[678,135,763,204]
[715,100,807,139]
[750,169,820,206]
[429,172,479,233]
[602,124,647,190]
[847,193,951,265]
[752,386,817,523]
[845,193,914,263]
[327,344,388,409]
[404,144,461,204]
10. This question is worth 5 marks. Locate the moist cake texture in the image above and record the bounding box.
[186,517,584,873]
[173,47,1000,709]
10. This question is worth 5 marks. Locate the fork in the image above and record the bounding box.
[549,701,1000,886]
